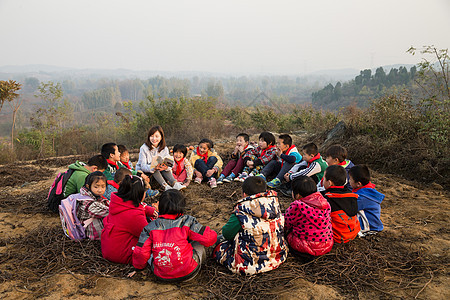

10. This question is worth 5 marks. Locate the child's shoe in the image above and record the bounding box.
[223,173,235,183]
[209,178,217,188]
[173,182,186,190]
[256,173,266,181]
[267,178,281,189]
[146,189,160,198]
[194,176,202,184]
[237,172,248,182]
[216,174,225,185]
[164,184,173,191]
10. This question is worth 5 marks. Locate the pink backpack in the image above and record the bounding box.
[47,168,75,212]
[59,194,94,240]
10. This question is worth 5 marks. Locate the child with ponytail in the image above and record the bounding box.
[102,175,158,264]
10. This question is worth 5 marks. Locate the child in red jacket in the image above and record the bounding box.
[101,175,158,264]
[132,190,217,282]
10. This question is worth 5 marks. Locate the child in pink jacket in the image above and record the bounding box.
[285,175,333,257]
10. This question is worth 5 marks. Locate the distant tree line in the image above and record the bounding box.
[312,66,417,109]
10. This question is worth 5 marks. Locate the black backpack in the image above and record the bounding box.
[47,168,75,212]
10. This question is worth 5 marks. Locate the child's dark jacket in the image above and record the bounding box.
[243,145,277,167]
[322,186,360,243]
[132,214,217,280]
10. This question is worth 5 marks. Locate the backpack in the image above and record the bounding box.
[47,168,75,212]
[58,195,94,240]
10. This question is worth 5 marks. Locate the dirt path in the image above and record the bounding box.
[0,138,448,299]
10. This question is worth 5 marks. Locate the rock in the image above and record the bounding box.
[323,121,347,147]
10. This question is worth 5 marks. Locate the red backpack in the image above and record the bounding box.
[47,169,75,212]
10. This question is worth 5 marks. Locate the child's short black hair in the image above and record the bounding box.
[84,171,107,188]
[259,131,276,146]
[242,176,267,196]
[199,138,214,149]
[101,143,117,160]
[349,165,371,186]
[159,190,186,215]
[117,144,128,155]
[291,175,317,198]
[236,133,250,142]
[116,175,146,207]
[325,144,347,162]
[324,165,347,186]
[278,134,292,147]
[173,144,187,157]
[302,143,318,156]
[114,167,132,184]
[87,154,108,170]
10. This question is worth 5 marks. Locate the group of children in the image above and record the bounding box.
[57,125,385,281]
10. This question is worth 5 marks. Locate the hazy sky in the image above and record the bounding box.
[1,0,449,74]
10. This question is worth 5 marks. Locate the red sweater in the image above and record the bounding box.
[101,193,156,264]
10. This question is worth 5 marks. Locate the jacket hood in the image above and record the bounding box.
[109,193,141,215]
[235,190,280,220]
[300,192,330,210]
[356,188,385,204]
[68,161,90,173]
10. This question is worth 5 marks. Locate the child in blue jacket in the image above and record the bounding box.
[348,165,385,236]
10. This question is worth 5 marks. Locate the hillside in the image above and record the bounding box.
[0,136,448,299]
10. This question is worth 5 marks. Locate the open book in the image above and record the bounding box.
[150,155,174,169]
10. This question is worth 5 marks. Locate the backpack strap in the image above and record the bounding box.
[83,217,95,228]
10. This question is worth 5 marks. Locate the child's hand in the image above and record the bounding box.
[140,173,150,183]
[151,201,159,212]
[233,145,240,154]
[152,210,159,218]
[276,147,283,157]
[183,179,191,187]
[206,168,215,177]
[284,173,291,182]
[194,170,202,178]
[156,164,168,171]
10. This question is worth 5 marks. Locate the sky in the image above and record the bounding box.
[0,0,449,74]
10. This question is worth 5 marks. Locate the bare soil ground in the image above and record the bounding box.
[0,135,449,299]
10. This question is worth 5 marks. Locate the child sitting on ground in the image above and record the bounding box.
[285,176,333,257]
[132,190,217,282]
[102,143,140,181]
[349,165,385,236]
[104,167,159,200]
[118,144,134,171]
[237,131,277,182]
[64,154,108,198]
[217,133,253,184]
[75,171,110,240]
[136,126,184,191]
[318,144,354,191]
[280,142,328,196]
[188,138,223,188]
[213,176,288,275]
[260,134,302,188]
[322,165,360,243]
[171,144,193,189]
[102,175,158,265]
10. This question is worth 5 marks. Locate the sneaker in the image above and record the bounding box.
[173,182,186,190]
[217,174,225,185]
[267,178,281,189]
[194,176,202,184]
[223,174,235,183]
[164,185,173,191]
[209,178,217,188]
[146,189,160,198]
[278,183,292,197]
[256,173,266,181]
[237,172,248,182]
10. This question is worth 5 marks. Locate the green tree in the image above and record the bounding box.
[32,81,73,156]
[0,80,21,113]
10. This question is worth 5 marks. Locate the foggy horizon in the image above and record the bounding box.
[1,0,449,75]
